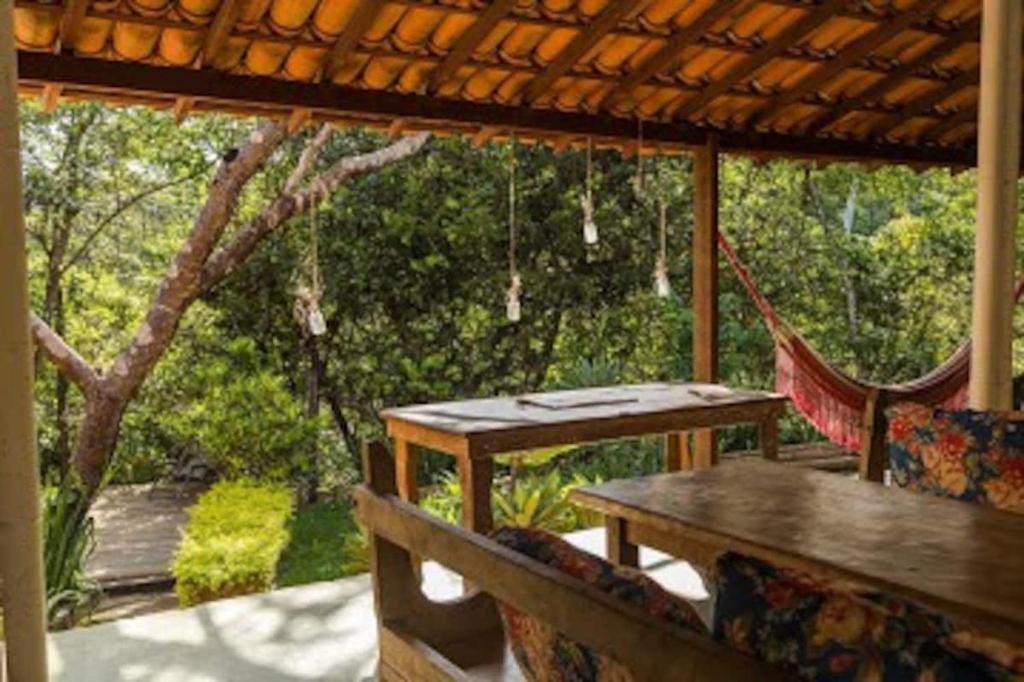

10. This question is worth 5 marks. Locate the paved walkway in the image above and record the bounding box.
[48,529,710,681]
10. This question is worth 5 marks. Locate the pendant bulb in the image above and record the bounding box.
[582,138,599,246]
[507,273,522,322]
[654,256,671,299]
[308,304,328,336]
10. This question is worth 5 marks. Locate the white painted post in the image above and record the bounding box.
[0,0,50,679]
[969,0,1022,410]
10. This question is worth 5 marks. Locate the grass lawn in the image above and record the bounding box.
[276,500,360,587]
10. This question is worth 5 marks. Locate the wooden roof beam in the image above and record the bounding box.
[673,0,846,122]
[747,0,945,129]
[429,0,519,94]
[59,0,89,50]
[869,69,980,137]
[16,50,977,169]
[202,0,241,67]
[287,108,312,134]
[603,0,750,108]
[521,0,645,105]
[324,0,387,82]
[809,18,980,134]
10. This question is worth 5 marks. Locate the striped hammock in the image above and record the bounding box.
[718,235,1023,452]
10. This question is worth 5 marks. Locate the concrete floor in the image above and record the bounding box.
[46,528,711,681]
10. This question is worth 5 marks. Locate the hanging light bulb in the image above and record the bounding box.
[653,162,670,299]
[654,255,671,299]
[506,273,522,322]
[307,301,327,336]
[582,138,599,246]
[506,135,522,322]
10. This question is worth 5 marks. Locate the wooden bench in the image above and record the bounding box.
[354,443,790,682]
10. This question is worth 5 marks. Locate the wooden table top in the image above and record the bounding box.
[383,382,784,434]
[571,460,1024,644]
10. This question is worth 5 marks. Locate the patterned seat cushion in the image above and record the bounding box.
[713,551,1023,681]
[886,402,1024,513]
[491,527,708,682]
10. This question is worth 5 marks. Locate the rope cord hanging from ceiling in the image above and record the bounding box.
[506,134,522,322]
[294,183,327,337]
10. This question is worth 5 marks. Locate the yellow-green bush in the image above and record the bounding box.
[173,480,293,607]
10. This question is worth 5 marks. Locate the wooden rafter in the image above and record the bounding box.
[673,0,846,122]
[202,0,240,67]
[472,126,500,146]
[41,83,62,112]
[869,69,979,137]
[810,18,980,133]
[324,0,386,81]
[747,0,944,129]
[59,0,90,49]
[522,0,645,105]
[429,0,519,94]
[287,107,312,134]
[16,50,977,168]
[603,0,749,108]
[172,96,194,124]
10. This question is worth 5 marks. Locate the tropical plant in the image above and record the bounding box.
[42,480,100,628]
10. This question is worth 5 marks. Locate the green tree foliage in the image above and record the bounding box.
[161,338,322,481]
[23,102,1020,498]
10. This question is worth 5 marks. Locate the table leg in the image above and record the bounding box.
[606,517,639,568]
[693,429,718,469]
[759,417,780,461]
[458,456,494,535]
[394,439,421,504]
[665,432,693,472]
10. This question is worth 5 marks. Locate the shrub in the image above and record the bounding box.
[163,338,322,482]
[173,480,293,607]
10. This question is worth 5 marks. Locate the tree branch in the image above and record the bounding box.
[103,121,290,399]
[30,312,100,394]
[199,132,430,294]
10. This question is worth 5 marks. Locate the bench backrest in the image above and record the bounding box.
[356,442,789,682]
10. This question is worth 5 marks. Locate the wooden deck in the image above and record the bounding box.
[86,483,207,590]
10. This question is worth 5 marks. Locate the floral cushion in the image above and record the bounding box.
[713,551,1023,681]
[491,527,708,682]
[887,402,1024,513]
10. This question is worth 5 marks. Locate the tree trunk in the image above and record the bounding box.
[71,389,127,494]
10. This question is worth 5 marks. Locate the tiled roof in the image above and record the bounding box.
[13,0,994,166]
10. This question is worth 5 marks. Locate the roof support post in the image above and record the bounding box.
[969,0,1021,410]
[692,135,720,468]
[0,1,49,680]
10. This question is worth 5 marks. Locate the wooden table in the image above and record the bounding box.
[571,460,1024,645]
[382,382,786,534]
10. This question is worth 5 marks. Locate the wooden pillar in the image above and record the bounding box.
[692,135,720,468]
[969,0,1021,410]
[0,0,50,679]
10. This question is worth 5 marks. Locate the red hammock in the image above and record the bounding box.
[718,235,1024,452]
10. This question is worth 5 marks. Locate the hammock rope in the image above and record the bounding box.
[718,233,1024,451]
